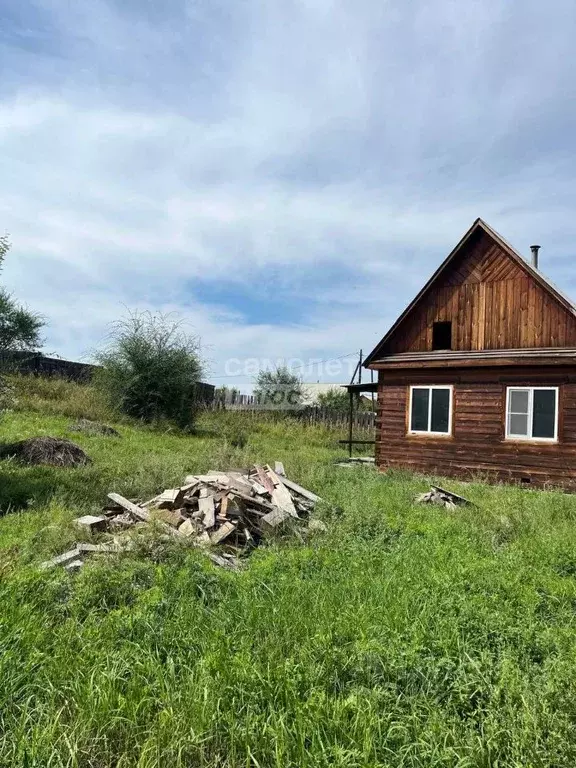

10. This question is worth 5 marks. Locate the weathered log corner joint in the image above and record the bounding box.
[361,217,576,491]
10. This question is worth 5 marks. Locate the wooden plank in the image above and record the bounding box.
[206,552,240,570]
[519,277,529,347]
[152,508,185,528]
[533,283,543,347]
[254,464,275,494]
[430,485,471,506]
[40,547,82,570]
[226,474,254,495]
[270,483,299,519]
[74,515,108,533]
[225,488,275,511]
[77,542,122,554]
[477,282,486,350]
[179,519,197,537]
[250,479,269,496]
[279,476,322,503]
[107,493,151,523]
[199,495,215,528]
[210,521,237,544]
[261,506,291,528]
[196,473,230,484]
[542,293,552,347]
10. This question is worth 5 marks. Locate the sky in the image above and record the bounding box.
[1,0,576,391]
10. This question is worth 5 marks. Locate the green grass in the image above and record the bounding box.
[1,377,576,766]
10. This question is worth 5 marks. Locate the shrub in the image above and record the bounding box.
[254,365,303,408]
[317,388,374,411]
[0,234,44,419]
[0,235,44,353]
[95,311,204,429]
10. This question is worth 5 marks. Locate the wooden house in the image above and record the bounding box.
[363,218,576,489]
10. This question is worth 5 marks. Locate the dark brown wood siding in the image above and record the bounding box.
[376,366,576,490]
[384,230,576,354]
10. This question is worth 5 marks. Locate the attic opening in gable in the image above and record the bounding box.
[432,321,452,351]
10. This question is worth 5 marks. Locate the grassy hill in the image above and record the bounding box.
[1,377,576,767]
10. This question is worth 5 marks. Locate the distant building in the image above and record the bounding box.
[301,382,343,406]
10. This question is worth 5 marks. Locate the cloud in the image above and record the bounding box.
[1,0,576,391]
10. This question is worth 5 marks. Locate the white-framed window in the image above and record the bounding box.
[505,387,559,441]
[409,385,453,436]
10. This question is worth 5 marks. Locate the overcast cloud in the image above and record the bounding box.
[1,0,576,389]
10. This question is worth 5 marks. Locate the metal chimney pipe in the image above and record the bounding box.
[530,244,541,270]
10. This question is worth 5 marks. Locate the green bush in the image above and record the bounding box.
[254,365,303,407]
[95,311,204,429]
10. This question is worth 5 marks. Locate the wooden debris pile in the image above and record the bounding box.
[42,461,322,572]
[415,485,471,510]
[335,456,375,467]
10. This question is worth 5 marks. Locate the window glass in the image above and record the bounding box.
[532,389,557,438]
[509,389,529,415]
[411,388,429,432]
[431,388,450,433]
[509,413,529,437]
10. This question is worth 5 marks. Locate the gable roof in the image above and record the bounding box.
[364,217,576,367]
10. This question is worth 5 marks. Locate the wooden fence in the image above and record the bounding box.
[216,404,375,431]
[0,351,97,381]
[0,351,216,403]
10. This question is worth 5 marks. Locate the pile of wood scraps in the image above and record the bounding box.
[41,462,323,572]
[335,457,375,468]
[415,485,471,510]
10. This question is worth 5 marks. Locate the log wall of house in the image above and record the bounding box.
[384,230,576,354]
[376,366,576,490]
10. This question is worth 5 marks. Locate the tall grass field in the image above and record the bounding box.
[1,376,576,767]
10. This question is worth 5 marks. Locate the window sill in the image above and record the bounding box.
[504,437,558,444]
[407,432,453,439]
